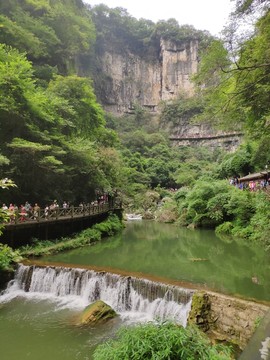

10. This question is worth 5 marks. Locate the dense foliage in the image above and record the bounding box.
[93,322,232,360]
[176,178,270,245]
[0,0,95,75]
[0,243,22,270]
[0,44,122,204]
[90,4,212,57]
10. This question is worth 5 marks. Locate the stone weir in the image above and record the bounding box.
[3,264,269,352]
[5,264,193,326]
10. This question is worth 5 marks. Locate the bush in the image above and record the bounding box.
[247,192,270,247]
[0,243,22,270]
[20,214,123,257]
[93,322,232,360]
[215,222,233,236]
[224,188,256,227]
[92,214,124,235]
[177,180,231,227]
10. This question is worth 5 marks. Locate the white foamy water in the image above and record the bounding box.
[0,264,193,326]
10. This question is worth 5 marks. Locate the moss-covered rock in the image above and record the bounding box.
[188,291,211,331]
[79,300,117,325]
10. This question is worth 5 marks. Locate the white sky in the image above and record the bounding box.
[83,0,235,36]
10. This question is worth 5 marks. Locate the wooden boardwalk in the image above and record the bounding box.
[1,202,123,247]
[2,202,118,229]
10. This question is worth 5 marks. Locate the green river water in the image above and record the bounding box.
[0,220,269,360]
[42,220,270,302]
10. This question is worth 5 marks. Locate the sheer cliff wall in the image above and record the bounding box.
[93,39,198,116]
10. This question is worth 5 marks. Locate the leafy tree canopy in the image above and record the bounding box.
[0,43,121,204]
[0,0,96,74]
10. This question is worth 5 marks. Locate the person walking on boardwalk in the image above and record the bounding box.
[8,203,15,223]
[19,205,27,221]
[33,203,40,220]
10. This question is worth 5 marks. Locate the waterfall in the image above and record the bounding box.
[1,264,193,326]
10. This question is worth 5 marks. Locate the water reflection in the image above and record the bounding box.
[42,221,270,302]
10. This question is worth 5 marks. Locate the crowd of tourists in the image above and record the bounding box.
[229,177,269,191]
[1,193,114,223]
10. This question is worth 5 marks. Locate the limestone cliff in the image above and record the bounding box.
[93,39,198,116]
[90,27,242,150]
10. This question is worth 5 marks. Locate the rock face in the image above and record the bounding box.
[188,292,211,332]
[95,39,198,115]
[79,300,117,325]
[188,291,270,350]
[170,133,243,152]
[92,36,243,150]
[0,269,14,291]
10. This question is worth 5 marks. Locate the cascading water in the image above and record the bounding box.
[1,264,193,326]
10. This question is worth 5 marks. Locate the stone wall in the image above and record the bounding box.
[188,291,270,350]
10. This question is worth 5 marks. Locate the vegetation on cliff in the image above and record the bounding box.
[91,3,212,58]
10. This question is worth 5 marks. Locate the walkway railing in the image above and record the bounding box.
[3,202,120,226]
[169,132,243,141]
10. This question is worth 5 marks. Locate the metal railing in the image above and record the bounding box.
[169,132,243,141]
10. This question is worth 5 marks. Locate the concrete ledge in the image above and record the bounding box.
[188,291,270,350]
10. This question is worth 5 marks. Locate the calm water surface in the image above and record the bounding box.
[43,220,270,302]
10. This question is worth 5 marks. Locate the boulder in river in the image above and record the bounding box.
[79,300,117,325]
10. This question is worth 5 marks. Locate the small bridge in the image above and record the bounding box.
[1,202,122,247]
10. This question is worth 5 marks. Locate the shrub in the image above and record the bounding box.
[20,214,123,257]
[177,180,231,227]
[93,322,232,360]
[92,214,124,235]
[224,188,256,227]
[216,222,233,236]
[248,192,270,248]
[0,244,22,270]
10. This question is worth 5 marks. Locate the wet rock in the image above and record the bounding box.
[0,269,14,291]
[79,300,117,325]
[188,292,211,331]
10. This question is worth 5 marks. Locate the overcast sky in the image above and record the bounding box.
[83,0,235,36]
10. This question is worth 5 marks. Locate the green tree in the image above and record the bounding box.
[218,144,254,177]
[0,0,96,74]
[0,44,122,204]
[47,75,105,138]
